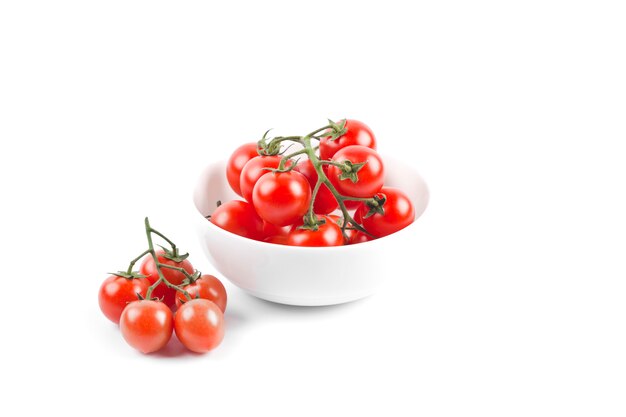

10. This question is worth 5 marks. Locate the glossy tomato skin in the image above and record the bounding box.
[98,275,151,324]
[326,214,354,244]
[175,299,225,353]
[319,119,376,161]
[226,143,259,196]
[261,220,290,239]
[295,159,338,214]
[328,145,385,198]
[355,187,415,238]
[239,156,283,202]
[140,250,194,308]
[120,300,173,353]
[252,171,311,226]
[210,200,264,240]
[287,215,344,247]
[176,274,227,313]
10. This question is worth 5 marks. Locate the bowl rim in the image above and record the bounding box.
[193,155,429,252]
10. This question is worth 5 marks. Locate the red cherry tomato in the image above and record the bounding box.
[295,159,339,214]
[287,215,344,247]
[98,274,151,324]
[319,119,377,160]
[176,274,227,313]
[252,171,311,226]
[328,145,384,198]
[140,250,194,308]
[226,143,259,196]
[239,156,283,202]
[355,187,415,237]
[209,200,264,240]
[175,299,225,353]
[120,300,173,353]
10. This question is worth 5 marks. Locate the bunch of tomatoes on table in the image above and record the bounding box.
[98,218,227,354]
[212,119,416,246]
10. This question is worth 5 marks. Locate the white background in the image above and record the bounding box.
[1,1,625,415]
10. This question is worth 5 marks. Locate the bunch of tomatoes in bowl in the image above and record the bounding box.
[98,219,228,354]
[210,119,416,246]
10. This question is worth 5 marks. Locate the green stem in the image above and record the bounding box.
[279,147,308,170]
[320,160,347,168]
[144,218,192,301]
[159,264,195,281]
[305,125,333,138]
[301,136,372,237]
[341,196,376,202]
[126,249,150,275]
[306,175,323,224]
[149,227,177,255]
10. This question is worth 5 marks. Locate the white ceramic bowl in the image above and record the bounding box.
[192,156,429,306]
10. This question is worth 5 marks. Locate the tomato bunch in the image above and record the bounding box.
[213,119,416,245]
[98,218,227,354]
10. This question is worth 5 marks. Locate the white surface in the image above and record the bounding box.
[1,1,625,416]
[194,157,428,306]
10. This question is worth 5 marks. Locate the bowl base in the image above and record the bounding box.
[242,288,374,307]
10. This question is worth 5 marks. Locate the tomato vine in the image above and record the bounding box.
[120,218,196,302]
[260,120,380,238]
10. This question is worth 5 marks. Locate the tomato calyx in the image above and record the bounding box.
[324,118,347,141]
[362,193,387,219]
[257,129,283,156]
[135,292,165,302]
[180,270,202,286]
[330,159,367,183]
[158,245,190,263]
[109,270,148,280]
[297,213,327,232]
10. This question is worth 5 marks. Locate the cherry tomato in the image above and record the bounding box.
[209,200,264,240]
[98,274,151,324]
[239,156,283,203]
[226,143,259,196]
[175,299,225,353]
[176,274,227,313]
[319,119,376,160]
[295,159,338,214]
[120,300,173,353]
[140,250,194,308]
[328,145,384,198]
[354,187,415,237]
[287,215,344,247]
[252,171,311,226]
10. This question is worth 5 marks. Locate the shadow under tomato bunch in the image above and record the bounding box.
[214,119,416,246]
[98,218,227,354]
